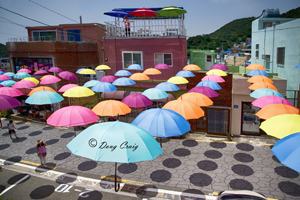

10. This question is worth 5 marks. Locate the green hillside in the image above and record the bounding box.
[281,7,300,18]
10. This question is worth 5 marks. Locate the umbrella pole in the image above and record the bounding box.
[115,162,120,192]
[74,126,76,137]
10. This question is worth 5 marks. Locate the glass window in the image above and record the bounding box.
[32,31,56,41]
[67,30,81,41]
[154,53,173,66]
[13,57,54,72]
[277,47,285,65]
[242,102,261,135]
[122,51,143,69]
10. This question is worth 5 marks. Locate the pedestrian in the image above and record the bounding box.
[124,15,130,37]
[36,139,47,168]
[7,120,19,139]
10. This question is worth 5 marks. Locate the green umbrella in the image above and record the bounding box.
[155,6,187,17]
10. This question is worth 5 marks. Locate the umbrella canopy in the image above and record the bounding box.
[115,70,132,77]
[167,76,188,84]
[201,75,225,83]
[271,132,300,173]
[83,80,101,88]
[0,80,16,87]
[28,86,56,96]
[47,105,99,127]
[12,80,37,89]
[129,7,156,17]
[95,64,111,70]
[104,9,132,18]
[0,87,23,97]
[0,75,11,81]
[154,63,171,69]
[250,88,284,99]
[3,72,15,77]
[210,64,229,71]
[14,72,31,79]
[22,77,39,85]
[25,91,64,105]
[196,80,222,90]
[246,64,266,70]
[155,82,180,91]
[112,77,136,86]
[176,70,195,77]
[63,86,95,98]
[163,99,205,120]
[58,84,79,93]
[247,75,273,83]
[142,88,168,100]
[91,82,117,93]
[78,69,96,75]
[40,75,54,80]
[255,104,299,120]
[0,95,21,111]
[252,95,293,108]
[188,86,219,98]
[249,82,278,91]
[121,94,153,108]
[33,70,48,75]
[143,68,161,75]
[48,67,62,73]
[132,108,190,137]
[180,92,213,107]
[129,73,150,81]
[260,114,300,139]
[18,69,31,73]
[100,75,117,83]
[40,76,61,85]
[183,64,201,71]
[58,71,77,82]
[206,69,227,76]
[155,6,187,17]
[92,100,131,116]
[0,69,4,72]
[0,71,4,75]
[247,69,269,77]
[76,68,86,73]
[296,64,300,69]
[127,64,143,70]
[0,84,4,87]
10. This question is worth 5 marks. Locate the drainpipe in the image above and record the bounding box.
[272,22,276,73]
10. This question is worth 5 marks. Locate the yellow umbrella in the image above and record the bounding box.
[260,114,300,139]
[95,64,111,70]
[62,86,95,97]
[40,75,54,80]
[167,76,188,84]
[92,100,131,116]
[183,64,201,71]
[22,77,39,85]
[28,86,56,96]
[206,69,227,76]
[248,82,278,91]
[143,68,161,75]
[179,92,213,107]
[78,69,96,75]
[246,64,266,70]
[129,73,150,81]
[247,75,273,83]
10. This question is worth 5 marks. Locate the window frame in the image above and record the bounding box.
[255,44,259,58]
[154,53,173,67]
[277,47,285,65]
[32,30,57,41]
[122,51,143,70]
[67,29,82,41]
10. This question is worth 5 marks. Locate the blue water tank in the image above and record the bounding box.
[263,9,280,18]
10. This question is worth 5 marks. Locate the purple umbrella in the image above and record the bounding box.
[188,86,219,98]
[122,94,153,108]
[0,85,4,88]
[58,71,77,82]
[100,75,117,83]
[0,69,5,72]
[210,64,229,71]
[33,70,49,75]
[49,67,63,73]
[0,95,21,111]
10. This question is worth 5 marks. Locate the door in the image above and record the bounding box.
[205,54,213,70]
[241,102,261,135]
[206,107,230,135]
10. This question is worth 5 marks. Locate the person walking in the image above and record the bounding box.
[7,120,19,139]
[36,139,47,168]
[124,15,130,37]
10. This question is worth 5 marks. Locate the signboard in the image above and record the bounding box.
[90,71,105,81]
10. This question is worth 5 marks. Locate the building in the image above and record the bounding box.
[0,57,10,72]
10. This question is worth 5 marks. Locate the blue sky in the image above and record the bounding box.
[0,0,299,44]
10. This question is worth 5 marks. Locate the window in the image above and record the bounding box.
[67,30,81,41]
[255,44,259,58]
[277,47,285,65]
[32,31,56,41]
[122,51,143,69]
[154,53,172,66]
[262,54,270,61]
[13,57,53,72]
[263,22,272,29]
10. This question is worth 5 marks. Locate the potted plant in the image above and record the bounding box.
[226,132,233,141]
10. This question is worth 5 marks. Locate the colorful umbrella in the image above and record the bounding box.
[58,71,77,82]
[247,69,269,77]
[33,70,49,75]
[206,69,227,76]
[210,64,229,71]
[0,84,4,87]
[142,88,168,100]
[22,77,39,85]
[260,114,300,139]
[25,91,64,105]
[40,76,61,85]
[180,92,213,107]
[92,100,131,116]
[12,80,37,88]
[155,82,180,92]
[115,70,132,77]
[295,64,300,69]
[3,72,15,77]
[196,80,222,90]
[91,82,117,92]
[95,64,111,70]
[250,88,284,99]
[176,70,195,77]
[246,64,266,70]
[252,95,293,108]
[0,75,11,81]
[104,9,132,18]
[100,75,117,83]
[78,69,96,75]
[255,104,299,120]
[0,95,21,111]
[271,132,300,173]
[248,82,278,91]
[40,75,54,80]
[83,80,101,88]
[18,69,31,73]
[0,71,4,75]
[28,86,56,96]
[183,64,201,71]
[155,6,187,17]
[188,86,219,98]
[76,68,86,73]
[0,69,4,72]
[247,75,273,83]
[0,80,16,87]
[163,99,205,120]
[127,64,143,70]
[121,94,153,108]
[143,68,161,75]
[201,75,225,83]
[48,67,62,73]
[58,84,79,93]
[63,86,95,98]
[112,77,136,86]
[129,73,150,81]
[129,7,156,17]
[154,63,171,69]
[167,76,188,84]
[0,87,23,97]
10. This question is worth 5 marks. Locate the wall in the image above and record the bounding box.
[190,50,216,71]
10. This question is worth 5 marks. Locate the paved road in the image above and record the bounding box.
[1,118,300,200]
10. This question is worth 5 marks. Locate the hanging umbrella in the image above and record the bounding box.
[295,64,300,69]
[0,80,16,87]
[63,86,95,98]
[247,75,273,83]
[0,84,4,87]
[176,70,195,77]
[255,104,299,120]
[248,82,278,91]
[25,91,64,105]
[260,114,300,139]
[76,68,86,73]
[112,77,136,86]
[154,63,171,69]
[142,88,168,100]
[14,72,31,79]
[115,70,132,77]
[22,77,39,85]
[0,95,21,111]
[196,80,222,90]
[40,76,61,85]
[92,100,131,116]
[104,9,132,18]
[78,69,96,75]
[33,70,49,75]
[210,64,229,71]
[40,75,54,80]
[143,68,161,75]
[18,69,31,73]
[167,76,188,84]
[271,132,300,173]
[0,69,4,72]
[163,99,205,120]
[155,6,187,17]
[129,73,150,81]
[66,121,163,192]
[0,87,23,97]
[95,64,111,70]
[12,80,37,89]
[127,64,143,70]
[0,71,4,75]
[250,88,284,99]
[183,64,201,71]
[180,92,213,107]
[129,7,156,17]
[247,69,269,77]
[188,86,219,98]
[155,82,180,92]
[58,84,79,93]
[48,67,63,73]
[202,75,225,83]
[100,75,117,83]
[91,82,117,92]
[3,72,15,77]
[252,95,293,108]
[206,69,227,76]
[0,75,11,81]
[58,71,77,82]
[122,94,153,108]
[246,64,266,70]
[28,86,56,96]
[83,80,101,88]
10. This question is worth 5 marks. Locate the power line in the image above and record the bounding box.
[28,0,79,24]
[0,16,27,27]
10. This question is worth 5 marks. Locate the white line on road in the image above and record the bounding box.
[0,174,30,196]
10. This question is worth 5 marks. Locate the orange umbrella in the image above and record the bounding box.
[249,82,278,91]
[246,64,266,70]
[247,75,273,83]
[28,86,56,96]
[129,73,150,81]
[143,68,161,75]
[183,64,201,71]
[162,99,204,120]
[40,75,54,80]
[179,92,213,107]
[255,104,299,120]
[92,100,131,116]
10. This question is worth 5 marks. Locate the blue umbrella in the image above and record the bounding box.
[142,88,168,100]
[0,80,16,87]
[114,70,132,77]
[176,70,195,77]
[83,80,101,87]
[25,91,64,105]
[104,9,132,18]
[76,68,86,73]
[0,71,4,75]
[113,77,135,86]
[247,69,269,77]
[3,72,15,77]
[196,80,222,90]
[127,64,143,70]
[250,88,284,99]
[14,72,31,79]
[91,82,117,92]
[66,121,163,191]
[271,132,300,173]
[155,82,180,91]
[296,64,300,69]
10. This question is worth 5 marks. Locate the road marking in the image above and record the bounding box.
[25,122,31,124]
[0,174,30,196]
[20,160,56,169]
[100,176,146,184]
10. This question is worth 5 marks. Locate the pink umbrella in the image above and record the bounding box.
[252,95,294,108]
[0,87,23,97]
[121,94,153,108]
[12,80,37,88]
[188,86,219,98]
[40,76,61,85]
[18,69,31,73]
[100,75,117,83]
[0,95,21,111]
[0,69,5,72]
[0,85,4,88]
[58,71,77,82]
[0,75,11,81]
[58,84,78,92]
[154,63,171,69]
[33,70,49,75]
[49,67,63,73]
[210,64,229,71]
[201,75,225,83]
